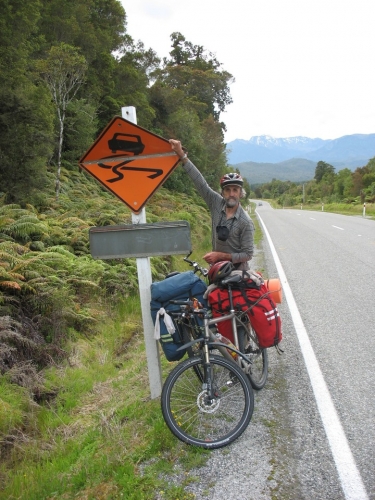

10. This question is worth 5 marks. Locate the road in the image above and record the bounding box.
[256,202,375,499]
[181,203,374,500]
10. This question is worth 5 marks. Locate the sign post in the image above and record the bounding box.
[79,107,181,399]
[122,106,162,399]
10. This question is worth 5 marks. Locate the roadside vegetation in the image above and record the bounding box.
[253,159,375,218]
[0,3,247,496]
[0,163,264,498]
[0,169,212,500]
[267,199,375,218]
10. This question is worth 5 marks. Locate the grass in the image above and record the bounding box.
[251,204,263,246]
[0,381,32,435]
[0,294,210,499]
[0,230,214,500]
[269,200,375,219]
[0,198,262,500]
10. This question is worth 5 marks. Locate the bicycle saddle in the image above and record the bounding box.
[220,274,242,285]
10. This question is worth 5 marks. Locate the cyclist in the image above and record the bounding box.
[169,139,254,271]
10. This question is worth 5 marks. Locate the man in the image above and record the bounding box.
[169,139,254,270]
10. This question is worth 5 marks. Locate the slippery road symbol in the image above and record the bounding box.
[97,133,162,182]
[98,160,163,183]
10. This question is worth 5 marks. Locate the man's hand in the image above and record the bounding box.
[203,251,232,265]
[169,139,184,159]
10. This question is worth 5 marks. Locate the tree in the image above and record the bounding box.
[36,43,88,198]
[37,0,130,132]
[334,168,352,197]
[62,99,98,167]
[111,40,160,131]
[38,0,127,58]
[150,33,233,194]
[0,0,54,204]
[156,32,234,122]
[351,166,367,199]
[314,161,335,183]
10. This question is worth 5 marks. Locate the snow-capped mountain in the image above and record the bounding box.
[227,134,375,166]
[243,135,325,151]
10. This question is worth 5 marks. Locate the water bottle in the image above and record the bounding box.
[215,332,238,360]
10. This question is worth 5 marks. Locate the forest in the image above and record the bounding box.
[253,159,375,207]
[0,0,243,378]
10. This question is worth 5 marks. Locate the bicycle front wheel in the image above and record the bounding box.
[161,354,254,449]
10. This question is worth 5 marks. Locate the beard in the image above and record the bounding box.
[225,197,239,208]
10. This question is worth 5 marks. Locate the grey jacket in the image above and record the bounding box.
[182,159,254,270]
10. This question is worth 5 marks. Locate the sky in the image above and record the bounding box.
[121,0,375,143]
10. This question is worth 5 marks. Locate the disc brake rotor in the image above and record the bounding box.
[197,390,221,413]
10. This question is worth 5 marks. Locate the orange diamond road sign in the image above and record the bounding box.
[79,116,179,214]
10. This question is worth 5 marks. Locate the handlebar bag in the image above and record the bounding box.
[150,271,207,361]
[208,282,282,348]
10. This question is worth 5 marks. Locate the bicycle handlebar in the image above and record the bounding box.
[183,251,209,277]
[169,298,206,315]
[169,299,194,306]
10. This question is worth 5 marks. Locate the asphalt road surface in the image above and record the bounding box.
[180,203,374,500]
[256,202,375,500]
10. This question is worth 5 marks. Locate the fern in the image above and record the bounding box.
[0,241,27,256]
[59,216,92,228]
[0,281,22,291]
[0,165,212,389]
[0,268,25,282]
[5,219,48,242]
[66,278,99,291]
[0,233,15,242]
[45,245,76,257]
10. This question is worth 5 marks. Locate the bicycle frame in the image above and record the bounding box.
[176,275,255,373]
[167,253,265,382]
[158,252,268,397]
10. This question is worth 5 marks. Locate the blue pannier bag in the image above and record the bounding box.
[150,271,207,361]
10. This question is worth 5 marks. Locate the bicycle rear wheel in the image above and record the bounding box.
[238,325,268,390]
[161,354,254,449]
[181,321,203,358]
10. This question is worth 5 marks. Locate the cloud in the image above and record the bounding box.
[121,0,375,142]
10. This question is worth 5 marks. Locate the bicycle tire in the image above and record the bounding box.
[238,325,268,390]
[161,354,254,449]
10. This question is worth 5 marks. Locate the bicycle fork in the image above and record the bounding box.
[201,337,219,400]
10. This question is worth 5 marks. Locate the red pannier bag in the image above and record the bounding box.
[208,282,282,348]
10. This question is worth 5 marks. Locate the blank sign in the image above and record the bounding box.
[89,220,191,259]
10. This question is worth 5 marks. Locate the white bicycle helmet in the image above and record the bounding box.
[220,173,244,188]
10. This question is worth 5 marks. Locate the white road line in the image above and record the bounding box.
[310,217,316,220]
[256,211,369,500]
[332,225,344,230]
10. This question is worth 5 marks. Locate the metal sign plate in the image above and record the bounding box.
[89,220,191,259]
[79,116,179,214]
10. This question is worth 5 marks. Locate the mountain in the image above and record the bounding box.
[227,133,375,185]
[237,158,317,185]
[227,136,327,164]
[302,134,375,165]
